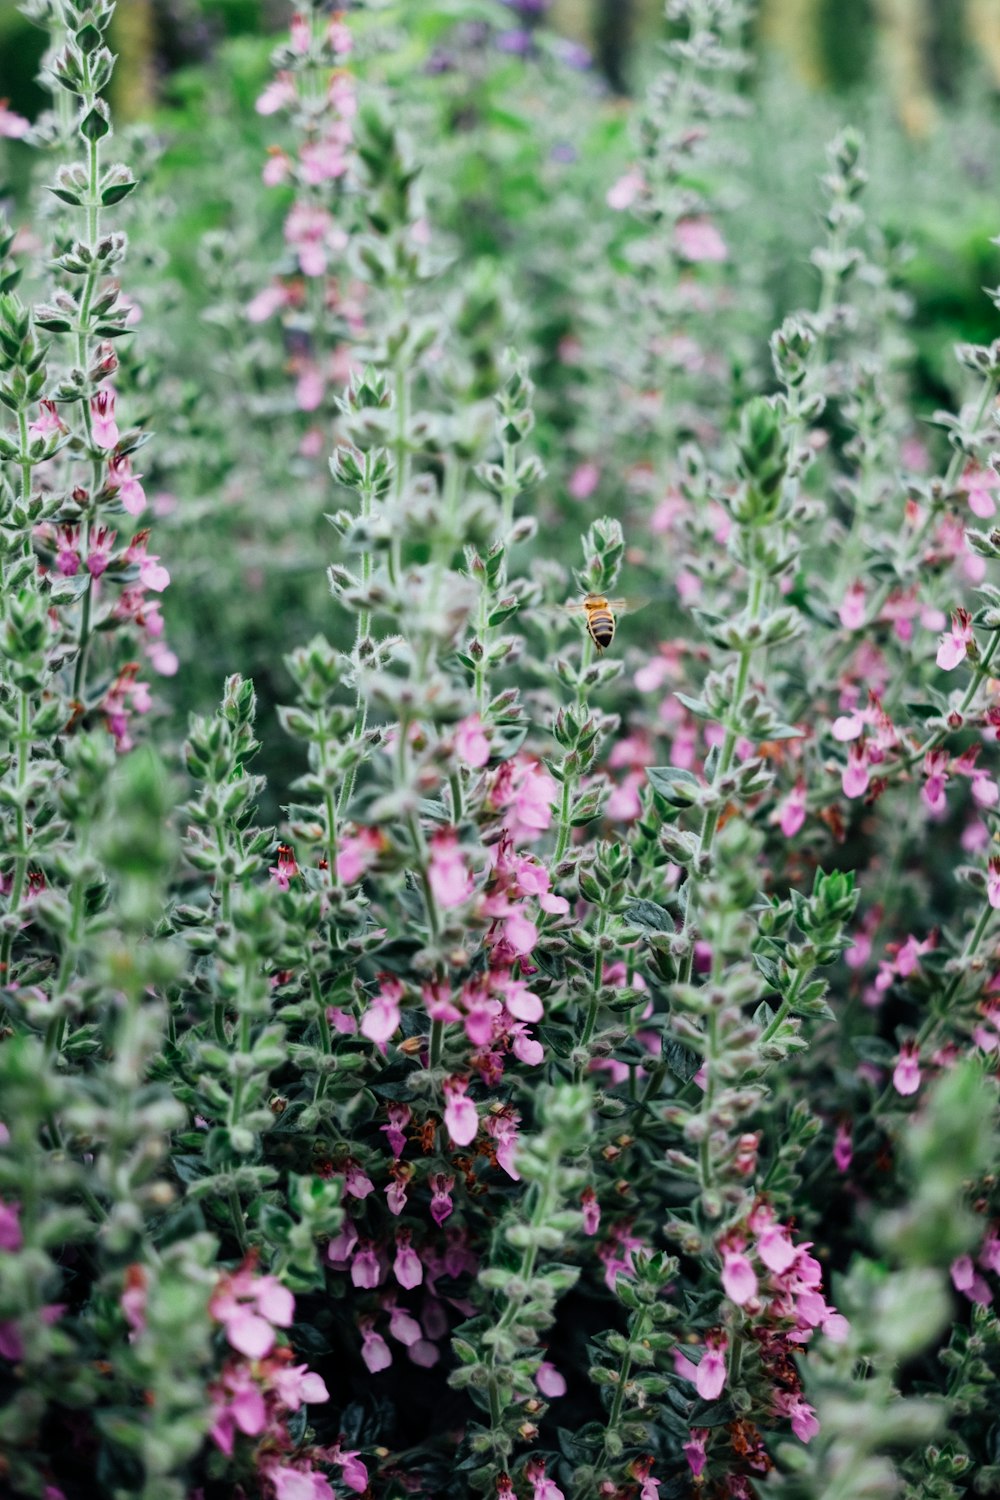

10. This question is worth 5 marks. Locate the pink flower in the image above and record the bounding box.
[209,1363,268,1455]
[209,1266,294,1359]
[694,1333,727,1399]
[388,1302,422,1346]
[270,1362,330,1410]
[265,1462,335,1500]
[455,713,490,768]
[290,12,311,52]
[922,749,950,813]
[842,740,870,800]
[525,1460,565,1500]
[675,216,727,262]
[0,1199,22,1251]
[774,780,807,838]
[328,1444,368,1495]
[937,608,974,670]
[269,844,298,890]
[443,1077,478,1147]
[361,977,402,1044]
[428,829,473,908]
[0,101,30,138]
[682,1429,709,1479]
[336,827,381,884]
[106,452,146,516]
[960,463,999,519]
[536,1360,567,1398]
[359,1319,392,1372]
[380,1103,411,1158]
[429,1173,454,1226]
[90,388,119,450]
[774,1389,820,1442]
[490,755,558,842]
[350,1241,382,1289]
[606,169,643,210]
[28,400,65,438]
[721,1248,757,1306]
[892,1040,921,1097]
[394,1230,423,1289]
[839,581,866,630]
[568,461,600,500]
[988,858,1000,910]
[121,1263,147,1337]
[247,283,287,321]
[833,1121,852,1173]
[756,1221,797,1274]
[486,1112,520,1179]
[256,74,296,114]
[581,1188,600,1235]
[342,1162,374,1199]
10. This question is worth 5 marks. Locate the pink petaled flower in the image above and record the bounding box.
[455,713,490,768]
[263,1461,335,1500]
[568,461,600,500]
[290,12,311,51]
[121,1263,147,1338]
[90,388,119,450]
[428,829,474,909]
[682,1428,709,1480]
[987,858,1000,912]
[380,1102,411,1159]
[28,399,65,438]
[138,554,170,593]
[922,748,950,814]
[394,1229,423,1290]
[0,1198,22,1252]
[721,1247,757,1306]
[937,608,974,671]
[581,1188,600,1235]
[606,168,644,210]
[359,1318,392,1373]
[842,740,870,800]
[839,581,866,630]
[756,1220,798,1275]
[361,976,403,1044]
[675,216,727,262]
[55,526,80,577]
[300,135,349,185]
[256,73,296,114]
[833,1120,853,1173]
[336,826,381,885]
[209,1264,295,1360]
[350,1240,383,1289]
[269,844,298,891]
[694,1332,727,1399]
[773,1389,820,1443]
[0,100,30,138]
[385,1177,408,1215]
[773,780,807,838]
[536,1360,567,1398]
[949,1253,992,1305]
[106,452,146,516]
[247,283,288,327]
[429,1172,455,1226]
[209,1361,268,1455]
[328,18,353,54]
[443,1077,478,1147]
[284,201,346,278]
[328,1443,368,1495]
[525,1459,565,1500]
[490,755,559,842]
[342,1162,374,1199]
[270,1362,330,1411]
[892,1040,921,1097]
[486,1111,520,1180]
[960,463,999,519]
[295,362,324,412]
[388,1301,422,1346]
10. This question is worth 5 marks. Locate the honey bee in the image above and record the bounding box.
[564,594,645,653]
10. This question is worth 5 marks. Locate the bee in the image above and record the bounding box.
[564,594,645,653]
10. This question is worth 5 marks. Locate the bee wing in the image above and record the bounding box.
[605,595,651,616]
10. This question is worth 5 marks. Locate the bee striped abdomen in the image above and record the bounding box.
[586,608,615,651]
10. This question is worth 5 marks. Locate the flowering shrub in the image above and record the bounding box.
[2,1,1000,1497]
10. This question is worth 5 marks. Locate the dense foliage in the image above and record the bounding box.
[2,2,1000,1498]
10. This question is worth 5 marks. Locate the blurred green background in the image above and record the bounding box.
[2,0,1000,122]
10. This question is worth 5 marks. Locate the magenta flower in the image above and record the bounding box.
[606,168,644,210]
[838,580,866,630]
[107,452,146,516]
[0,1198,22,1251]
[525,1460,565,1500]
[350,1241,383,1289]
[328,1443,368,1494]
[773,1389,820,1442]
[269,844,298,890]
[394,1230,423,1289]
[443,1077,478,1146]
[263,1461,335,1500]
[833,1120,853,1173]
[842,740,870,800]
[336,827,381,885]
[454,713,490,768]
[388,1301,422,1346]
[682,1429,709,1479]
[90,388,119,450]
[270,1362,329,1411]
[581,1188,600,1235]
[485,1112,520,1179]
[28,399,65,439]
[429,1172,454,1226]
[694,1332,727,1399]
[960,463,999,518]
[721,1247,757,1306]
[535,1360,567,1398]
[208,1362,268,1455]
[773,780,807,838]
[675,216,728,262]
[892,1040,921,1097]
[427,829,474,908]
[361,977,402,1044]
[380,1102,411,1158]
[988,858,1000,910]
[209,1265,295,1360]
[385,1177,407,1215]
[359,1318,392,1372]
[937,608,974,670]
[755,1219,797,1274]
[342,1162,374,1199]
